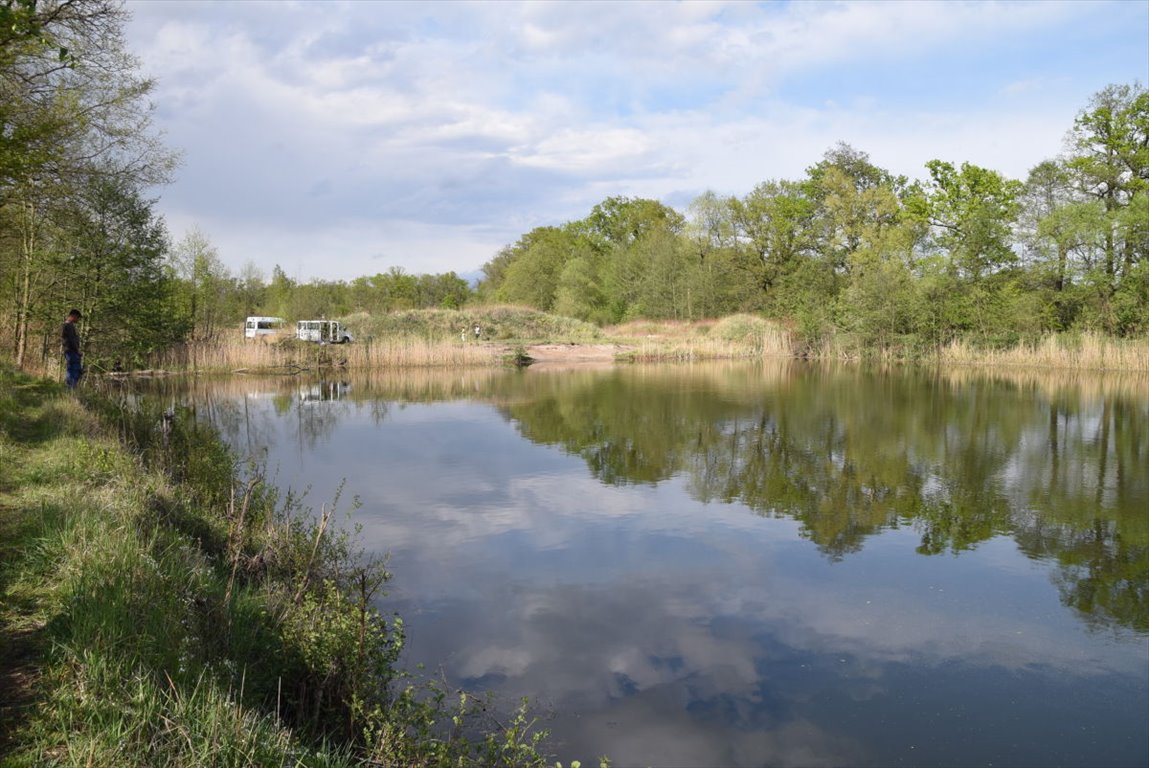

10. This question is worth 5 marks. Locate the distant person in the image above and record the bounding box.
[473,324,481,340]
[62,308,83,389]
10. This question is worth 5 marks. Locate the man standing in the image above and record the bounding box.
[62,308,83,389]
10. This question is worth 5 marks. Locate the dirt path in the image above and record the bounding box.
[521,342,635,364]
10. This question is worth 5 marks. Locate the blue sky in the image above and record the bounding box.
[125,0,1149,283]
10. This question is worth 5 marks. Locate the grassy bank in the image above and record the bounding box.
[0,365,588,767]
[132,307,1149,374]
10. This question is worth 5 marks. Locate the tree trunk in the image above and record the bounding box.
[1056,243,1067,293]
[15,202,35,369]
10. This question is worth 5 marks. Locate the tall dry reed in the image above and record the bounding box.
[626,338,762,362]
[137,325,1149,373]
[938,332,1149,371]
[149,337,502,372]
[617,315,792,361]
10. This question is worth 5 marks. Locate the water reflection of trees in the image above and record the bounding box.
[129,364,1148,632]
[497,364,1148,633]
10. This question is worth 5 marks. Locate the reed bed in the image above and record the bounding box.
[150,336,502,372]
[136,313,1148,374]
[938,332,1149,371]
[624,338,765,362]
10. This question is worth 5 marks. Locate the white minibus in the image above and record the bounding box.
[295,320,353,344]
[244,316,285,339]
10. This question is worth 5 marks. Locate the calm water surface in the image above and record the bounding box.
[175,361,1147,767]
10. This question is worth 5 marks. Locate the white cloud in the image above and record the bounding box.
[512,127,655,173]
[125,0,1147,280]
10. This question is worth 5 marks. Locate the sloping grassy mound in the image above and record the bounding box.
[605,319,717,339]
[709,314,784,343]
[342,306,601,343]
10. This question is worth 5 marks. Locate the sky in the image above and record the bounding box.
[123,0,1149,284]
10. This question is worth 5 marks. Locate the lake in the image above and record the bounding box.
[165,360,1148,767]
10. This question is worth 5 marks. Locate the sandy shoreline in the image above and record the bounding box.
[519,343,634,363]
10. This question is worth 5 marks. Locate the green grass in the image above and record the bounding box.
[0,367,343,767]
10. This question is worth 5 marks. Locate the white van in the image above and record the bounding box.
[296,320,353,344]
[244,316,285,339]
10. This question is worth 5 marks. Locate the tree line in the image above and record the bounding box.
[477,84,1147,353]
[1,0,179,369]
[2,1,1145,372]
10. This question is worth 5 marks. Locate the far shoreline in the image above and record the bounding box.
[62,309,1149,377]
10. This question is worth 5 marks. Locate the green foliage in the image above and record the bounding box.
[1058,82,1149,333]
[837,249,924,353]
[553,254,607,322]
[1066,82,1149,213]
[0,0,43,47]
[169,228,239,343]
[264,265,296,319]
[493,227,583,311]
[603,226,693,321]
[480,198,700,324]
[578,195,685,248]
[238,265,476,332]
[915,159,1024,280]
[806,143,911,272]
[60,174,189,367]
[730,178,817,295]
[1,0,178,371]
[471,90,1145,348]
[1112,259,1149,336]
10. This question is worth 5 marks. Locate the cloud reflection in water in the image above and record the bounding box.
[189,366,1148,767]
